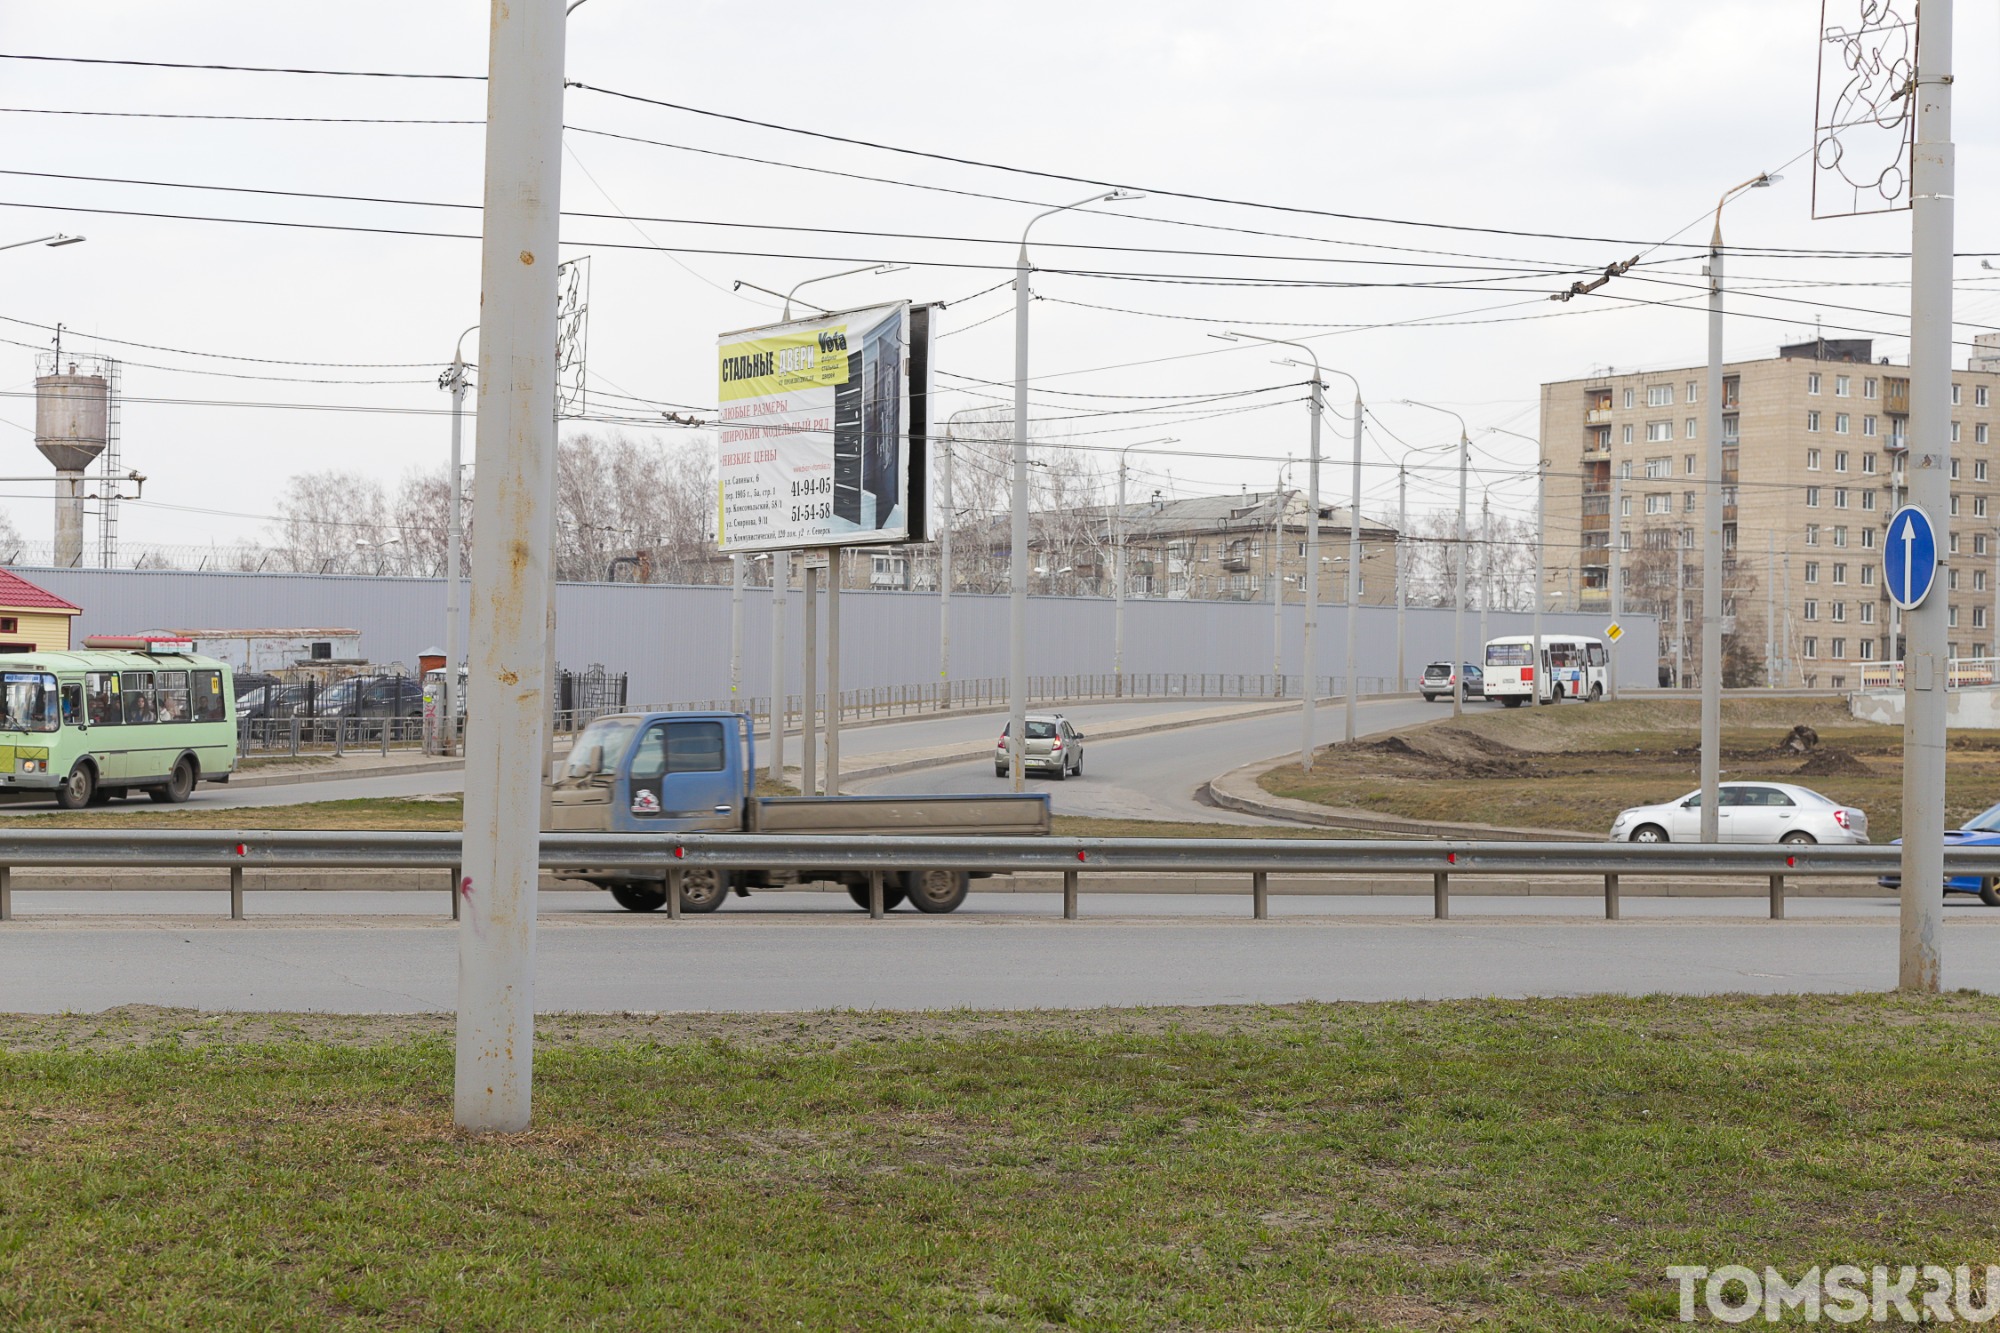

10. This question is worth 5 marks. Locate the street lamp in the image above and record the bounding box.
[1213,333,1363,761]
[1271,458,1300,695]
[731,263,910,322]
[1699,170,1777,841]
[0,234,85,253]
[437,323,479,755]
[1009,189,1143,790]
[1404,400,1472,720]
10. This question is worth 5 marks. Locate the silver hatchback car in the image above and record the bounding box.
[995,713,1084,780]
[1609,781,1868,845]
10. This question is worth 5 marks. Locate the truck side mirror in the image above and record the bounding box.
[586,744,605,773]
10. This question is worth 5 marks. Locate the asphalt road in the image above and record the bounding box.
[2,903,1994,1012]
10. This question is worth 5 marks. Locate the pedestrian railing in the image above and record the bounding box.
[0,831,1988,925]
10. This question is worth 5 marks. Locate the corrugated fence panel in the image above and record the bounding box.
[15,566,1660,705]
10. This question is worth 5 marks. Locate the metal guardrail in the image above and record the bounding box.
[1,831,1994,925]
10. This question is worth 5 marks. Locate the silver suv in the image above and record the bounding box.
[995,713,1084,780]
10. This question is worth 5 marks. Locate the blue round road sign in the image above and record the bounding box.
[1884,504,1939,610]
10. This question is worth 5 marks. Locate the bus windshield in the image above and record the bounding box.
[1485,643,1533,667]
[0,672,58,733]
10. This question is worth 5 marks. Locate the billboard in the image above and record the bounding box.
[715,302,932,553]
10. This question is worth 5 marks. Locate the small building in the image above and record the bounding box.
[0,568,81,652]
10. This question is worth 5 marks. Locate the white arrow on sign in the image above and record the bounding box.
[1902,513,1915,601]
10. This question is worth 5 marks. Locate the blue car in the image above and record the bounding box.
[1877,800,2000,905]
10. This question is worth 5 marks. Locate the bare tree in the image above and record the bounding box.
[555,430,720,583]
[270,470,390,574]
[392,465,469,578]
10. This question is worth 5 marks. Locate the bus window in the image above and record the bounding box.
[1587,644,1608,667]
[1486,642,1533,667]
[1550,644,1578,668]
[86,672,122,726]
[121,671,157,725]
[156,670,190,722]
[59,681,81,728]
[192,670,226,722]
[0,672,58,732]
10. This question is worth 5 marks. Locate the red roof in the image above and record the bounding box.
[0,569,81,613]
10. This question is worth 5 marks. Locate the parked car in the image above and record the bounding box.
[995,713,1084,780]
[1609,782,1868,845]
[237,682,310,721]
[1875,800,2000,905]
[1420,662,1483,702]
[294,675,422,738]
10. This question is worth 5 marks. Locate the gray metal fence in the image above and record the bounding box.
[1,830,1985,926]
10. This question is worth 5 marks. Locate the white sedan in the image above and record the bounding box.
[1609,782,1868,845]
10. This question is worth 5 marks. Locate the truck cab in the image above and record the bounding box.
[549,711,750,836]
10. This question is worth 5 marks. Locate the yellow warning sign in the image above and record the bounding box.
[1605,622,1624,643]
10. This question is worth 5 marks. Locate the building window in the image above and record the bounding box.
[1645,456,1670,479]
[1978,496,1989,518]
[1861,489,1876,511]
[1832,526,1848,547]
[1862,527,1876,550]
[1951,494,1961,516]
[1950,605,1960,628]
[1622,424,1634,444]
[1978,607,1990,630]
[1832,450,1849,472]
[1808,411,1822,432]
[1647,384,1673,407]
[1686,381,1699,403]
[1836,374,1851,397]
[1804,600,1819,621]
[1979,385,1991,407]
[1952,421,1962,443]
[1831,602,1847,622]
[1808,373,1822,395]
[1865,377,1878,398]
[1861,602,1875,624]
[1862,564,1875,586]
[1863,415,1878,437]
[1804,637,1819,659]
[1979,570,1990,592]
[1620,532,1632,551]
[1835,413,1851,434]
[1950,532,1961,555]
[1952,458,1961,480]
[1806,524,1820,546]
[1623,388,1635,409]
[1807,448,1822,470]
[1806,487,1820,507]
[1832,562,1848,584]
[1805,561,1820,583]
[1646,493,1670,515]
[1979,423,1990,445]
[1620,496,1632,517]
[1833,488,1849,509]
[1684,491,1696,513]
[1831,638,1847,658]
[1685,453,1697,475]
[1955,568,1967,592]
[1862,452,1877,474]
[1952,383,1962,405]
[1647,420,1674,443]
[1979,534,1991,557]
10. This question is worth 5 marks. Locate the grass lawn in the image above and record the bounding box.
[1261,698,2000,842]
[2,996,1998,1329]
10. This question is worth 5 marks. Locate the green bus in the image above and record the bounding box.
[0,638,237,808]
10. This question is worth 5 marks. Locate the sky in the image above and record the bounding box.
[1,0,1994,559]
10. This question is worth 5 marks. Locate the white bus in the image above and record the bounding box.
[1483,635,1609,707]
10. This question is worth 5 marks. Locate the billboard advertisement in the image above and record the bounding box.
[715,302,932,553]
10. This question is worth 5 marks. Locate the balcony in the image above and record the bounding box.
[1221,556,1250,573]
[1584,408,1612,426]
[1578,588,1611,610]
[1885,377,1910,416]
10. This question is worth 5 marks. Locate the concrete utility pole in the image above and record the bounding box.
[1011,191,1140,788]
[1396,466,1407,692]
[1536,460,1548,706]
[729,553,744,704]
[1345,386,1362,742]
[1110,435,1173,698]
[441,323,477,756]
[1900,0,1953,992]
[1701,170,1774,842]
[1609,470,1622,704]
[939,420,955,707]
[456,0,564,1134]
[1478,489,1491,654]
[768,550,787,784]
[825,548,841,795]
[1405,400,1471,719]
[1216,334,1353,766]
[1675,534,1687,689]
[1271,460,1295,694]
[1766,530,1776,689]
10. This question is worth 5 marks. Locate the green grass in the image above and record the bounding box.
[1261,698,2000,841]
[3,996,2000,1329]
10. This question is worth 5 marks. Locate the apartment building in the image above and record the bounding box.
[1094,490,1400,605]
[1541,337,2000,689]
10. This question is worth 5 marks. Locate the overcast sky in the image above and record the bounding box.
[2,1,1994,556]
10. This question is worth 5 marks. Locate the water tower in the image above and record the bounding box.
[33,353,111,568]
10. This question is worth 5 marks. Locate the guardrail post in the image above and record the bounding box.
[0,866,10,922]
[1063,868,1078,919]
[1433,871,1449,920]
[451,863,461,921]
[381,719,391,756]
[667,867,684,921]
[332,716,345,757]
[229,865,244,921]
[1604,873,1620,921]
[288,716,301,756]
[868,870,884,919]
[1769,873,1785,921]
[1252,870,1268,920]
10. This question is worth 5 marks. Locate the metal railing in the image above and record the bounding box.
[1846,657,2000,691]
[1,830,1989,925]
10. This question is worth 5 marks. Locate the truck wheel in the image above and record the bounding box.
[149,757,196,804]
[610,884,668,913]
[1981,877,2000,908]
[904,869,970,914]
[54,762,95,810]
[678,869,731,914]
[845,881,908,911]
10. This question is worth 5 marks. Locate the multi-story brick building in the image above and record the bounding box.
[1542,337,2000,689]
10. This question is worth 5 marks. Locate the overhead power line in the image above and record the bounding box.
[0,52,483,79]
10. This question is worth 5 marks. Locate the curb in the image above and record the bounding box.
[1205,752,1599,842]
[226,759,466,790]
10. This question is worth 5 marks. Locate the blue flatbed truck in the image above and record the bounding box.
[545,711,1052,913]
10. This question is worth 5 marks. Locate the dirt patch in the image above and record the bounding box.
[1794,748,1874,778]
[1334,728,1533,779]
